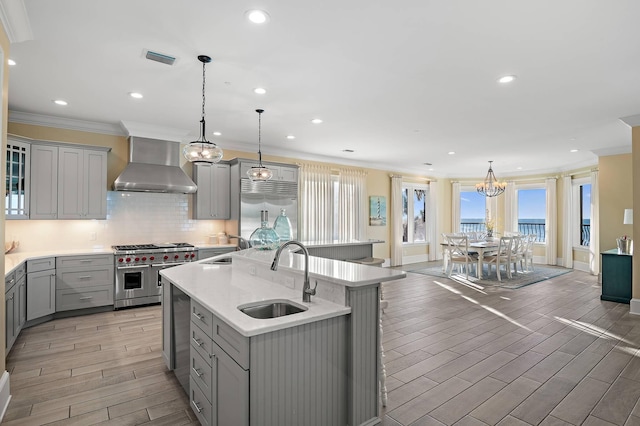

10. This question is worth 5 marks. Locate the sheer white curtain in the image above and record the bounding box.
[545,177,558,265]
[428,181,438,261]
[504,181,516,233]
[338,168,367,241]
[451,182,461,233]
[299,164,333,242]
[589,169,600,275]
[390,175,403,266]
[562,175,574,268]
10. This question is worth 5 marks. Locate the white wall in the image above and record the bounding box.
[5,192,226,251]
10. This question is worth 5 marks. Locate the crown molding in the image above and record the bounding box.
[9,110,125,136]
[620,114,640,128]
[0,0,32,43]
[591,144,631,157]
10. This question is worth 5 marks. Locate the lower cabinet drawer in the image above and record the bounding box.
[190,376,212,426]
[191,321,214,367]
[56,286,114,311]
[190,349,213,403]
[56,267,114,289]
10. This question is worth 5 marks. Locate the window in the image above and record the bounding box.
[402,184,428,243]
[460,189,487,233]
[572,178,591,247]
[517,187,546,242]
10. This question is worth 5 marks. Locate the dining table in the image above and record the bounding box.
[442,239,501,279]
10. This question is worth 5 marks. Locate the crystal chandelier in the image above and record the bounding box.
[183,55,223,165]
[247,109,273,181]
[476,161,506,197]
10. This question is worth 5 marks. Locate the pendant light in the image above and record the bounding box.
[183,55,223,165]
[247,109,273,181]
[476,161,507,197]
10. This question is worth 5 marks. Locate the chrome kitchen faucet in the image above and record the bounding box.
[270,241,317,303]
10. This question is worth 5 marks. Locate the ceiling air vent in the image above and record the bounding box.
[144,50,176,66]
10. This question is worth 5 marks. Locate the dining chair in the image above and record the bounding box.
[483,236,513,282]
[510,235,525,274]
[522,234,536,272]
[444,235,477,279]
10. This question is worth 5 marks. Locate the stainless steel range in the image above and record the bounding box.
[112,243,196,309]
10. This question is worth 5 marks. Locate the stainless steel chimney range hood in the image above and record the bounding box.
[113,136,197,193]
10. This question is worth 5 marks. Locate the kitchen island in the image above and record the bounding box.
[299,239,384,262]
[160,247,405,426]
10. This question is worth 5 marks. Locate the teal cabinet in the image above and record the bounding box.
[601,249,632,303]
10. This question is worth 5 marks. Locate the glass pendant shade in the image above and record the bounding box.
[247,109,272,181]
[476,161,506,197]
[184,55,223,165]
[273,208,293,242]
[249,210,280,250]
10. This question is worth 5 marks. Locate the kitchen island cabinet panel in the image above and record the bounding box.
[30,144,58,219]
[193,163,230,220]
[5,263,27,354]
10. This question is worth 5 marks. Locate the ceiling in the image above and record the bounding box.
[4,0,640,179]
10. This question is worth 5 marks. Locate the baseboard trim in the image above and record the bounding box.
[573,260,590,273]
[0,371,11,423]
[630,299,640,316]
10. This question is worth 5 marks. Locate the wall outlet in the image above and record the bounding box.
[284,276,295,289]
[248,265,257,276]
[89,232,97,241]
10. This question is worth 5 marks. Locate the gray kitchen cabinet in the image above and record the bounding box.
[57,147,108,219]
[26,257,56,321]
[197,247,235,260]
[193,163,230,220]
[6,138,31,219]
[30,144,59,219]
[55,254,114,311]
[5,263,26,355]
[190,299,249,426]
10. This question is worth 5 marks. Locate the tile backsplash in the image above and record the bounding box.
[5,191,228,251]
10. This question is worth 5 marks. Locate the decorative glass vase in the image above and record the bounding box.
[273,208,293,242]
[249,210,280,250]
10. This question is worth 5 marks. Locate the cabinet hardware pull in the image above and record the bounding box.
[192,367,203,378]
[192,312,204,321]
[191,400,203,413]
[8,279,14,285]
[6,296,13,301]
[80,260,93,263]
[79,296,93,300]
[78,275,92,279]
[209,353,216,359]
[192,337,204,347]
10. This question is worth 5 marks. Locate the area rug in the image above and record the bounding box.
[408,263,572,289]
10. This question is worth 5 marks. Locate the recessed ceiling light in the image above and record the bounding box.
[498,75,517,84]
[254,88,266,95]
[213,131,222,136]
[428,168,434,171]
[516,166,523,170]
[570,149,578,152]
[311,118,323,124]
[53,99,68,106]
[448,151,455,155]
[246,9,270,24]
[7,59,15,66]
[286,135,295,140]
[342,149,354,153]
[129,92,143,99]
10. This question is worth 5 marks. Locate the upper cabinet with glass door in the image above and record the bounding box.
[6,139,30,219]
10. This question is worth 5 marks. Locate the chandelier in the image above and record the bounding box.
[476,161,506,197]
[183,55,223,165]
[247,109,273,181]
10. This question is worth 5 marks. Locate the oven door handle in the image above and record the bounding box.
[116,264,151,271]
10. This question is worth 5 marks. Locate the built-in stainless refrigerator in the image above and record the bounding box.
[230,159,299,242]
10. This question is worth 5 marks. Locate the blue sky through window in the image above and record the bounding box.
[519,188,546,219]
[460,191,486,220]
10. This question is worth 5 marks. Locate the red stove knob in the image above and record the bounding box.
[191,253,195,258]
[150,256,155,261]
[164,255,169,260]
[184,254,190,259]
[135,257,140,262]
[118,258,124,263]
[126,257,131,263]
[141,257,147,261]
[174,254,179,259]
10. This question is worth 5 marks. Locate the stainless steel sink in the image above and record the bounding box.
[201,258,232,265]
[238,300,307,319]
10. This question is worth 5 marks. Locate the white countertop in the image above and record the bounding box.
[5,248,114,276]
[161,249,405,337]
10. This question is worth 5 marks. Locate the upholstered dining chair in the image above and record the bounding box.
[444,234,477,279]
[483,236,513,282]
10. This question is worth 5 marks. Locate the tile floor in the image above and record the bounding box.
[3,266,639,425]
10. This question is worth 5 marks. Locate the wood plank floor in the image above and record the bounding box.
[3,266,640,425]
